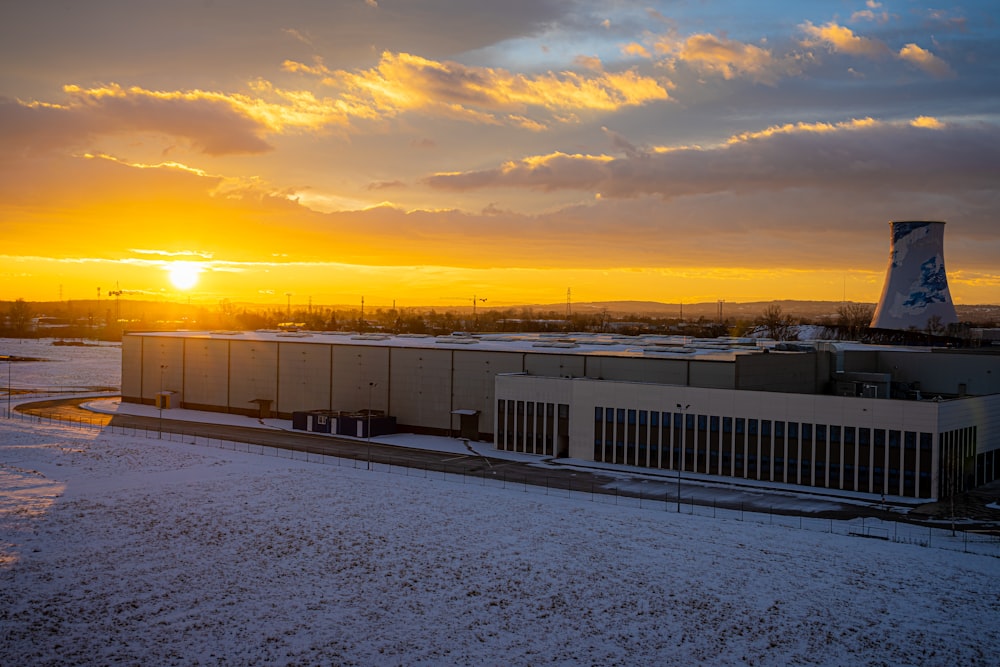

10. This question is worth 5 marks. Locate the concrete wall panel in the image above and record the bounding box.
[389,347,453,431]
[228,340,278,412]
[183,338,230,408]
[330,345,390,413]
[452,350,523,435]
[277,341,332,415]
[121,335,143,400]
[140,336,185,403]
[525,353,584,378]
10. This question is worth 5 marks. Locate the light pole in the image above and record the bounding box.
[367,381,376,470]
[5,357,11,419]
[158,364,167,438]
[676,403,690,512]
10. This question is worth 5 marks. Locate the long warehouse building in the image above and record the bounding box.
[122,330,1000,501]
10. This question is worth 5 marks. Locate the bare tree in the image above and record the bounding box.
[836,302,874,340]
[757,304,795,341]
[8,299,32,338]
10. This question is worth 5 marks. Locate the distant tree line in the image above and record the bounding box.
[1,297,994,343]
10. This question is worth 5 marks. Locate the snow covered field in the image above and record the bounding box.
[2,339,999,665]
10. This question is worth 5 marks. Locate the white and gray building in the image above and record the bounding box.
[122,330,1000,501]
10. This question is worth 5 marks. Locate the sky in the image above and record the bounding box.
[2,1,999,309]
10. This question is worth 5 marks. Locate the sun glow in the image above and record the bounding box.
[167,262,201,290]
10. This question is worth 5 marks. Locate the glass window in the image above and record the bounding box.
[775,421,784,438]
[905,432,916,449]
[787,422,798,439]
[830,426,841,445]
[920,433,932,451]
[697,415,707,430]
[627,409,636,425]
[723,417,732,433]
[736,418,745,434]
[617,408,625,424]
[651,412,659,427]
[710,416,720,432]
[801,423,812,440]
[595,406,603,421]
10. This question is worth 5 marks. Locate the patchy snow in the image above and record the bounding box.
[2,341,1000,665]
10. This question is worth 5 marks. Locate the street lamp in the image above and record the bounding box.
[676,403,690,513]
[367,381,377,470]
[159,364,167,439]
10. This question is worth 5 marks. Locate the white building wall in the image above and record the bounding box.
[121,334,143,400]
[389,347,453,431]
[330,345,389,414]
[277,341,332,414]
[182,338,230,408]
[228,340,277,413]
[452,350,523,436]
[141,336,184,404]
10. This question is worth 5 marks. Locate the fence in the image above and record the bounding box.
[6,408,999,558]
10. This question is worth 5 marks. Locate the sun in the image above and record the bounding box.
[167,262,201,290]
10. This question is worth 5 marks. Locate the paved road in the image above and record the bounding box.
[13,396,922,521]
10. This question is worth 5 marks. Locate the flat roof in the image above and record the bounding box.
[125,329,789,361]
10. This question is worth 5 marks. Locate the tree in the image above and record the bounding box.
[8,299,32,337]
[836,302,874,340]
[756,304,795,341]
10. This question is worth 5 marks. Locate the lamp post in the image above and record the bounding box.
[676,403,690,512]
[367,381,376,470]
[5,357,11,419]
[158,364,167,439]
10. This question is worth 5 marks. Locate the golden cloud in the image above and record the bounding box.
[652,33,802,85]
[284,51,670,127]
[800,21,892,57]
[898,43,955,78]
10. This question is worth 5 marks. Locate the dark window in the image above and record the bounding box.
[723,417,732,433]
[595,406,603,421]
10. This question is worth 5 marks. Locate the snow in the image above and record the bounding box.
[2,340,1000,665]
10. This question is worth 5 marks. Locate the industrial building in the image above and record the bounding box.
[122,329,1000,501]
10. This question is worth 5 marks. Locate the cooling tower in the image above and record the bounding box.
[870,221,957,331]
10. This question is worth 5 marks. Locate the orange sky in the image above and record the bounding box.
[2,1,999,307]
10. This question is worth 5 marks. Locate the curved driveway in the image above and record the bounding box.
[16,396,902,521]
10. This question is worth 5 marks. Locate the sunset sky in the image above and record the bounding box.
[2,1,999,309]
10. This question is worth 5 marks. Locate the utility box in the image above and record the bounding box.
[155,392,172,410]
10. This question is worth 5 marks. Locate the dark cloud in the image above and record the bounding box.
[0,90,273,157]
[424,120,1000,199]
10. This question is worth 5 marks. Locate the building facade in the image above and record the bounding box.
[122,330,1000,501]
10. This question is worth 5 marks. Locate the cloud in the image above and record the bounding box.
[800,21,892,58]
[642,30,806,85]
[423,117,1000,201]
[851,1,889,24]
[799,21,954,77]
[2,84,274,156]
[283,51,670,128]
[898,43,955,77]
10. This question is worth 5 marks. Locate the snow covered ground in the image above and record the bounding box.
[2,339,1000,665]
